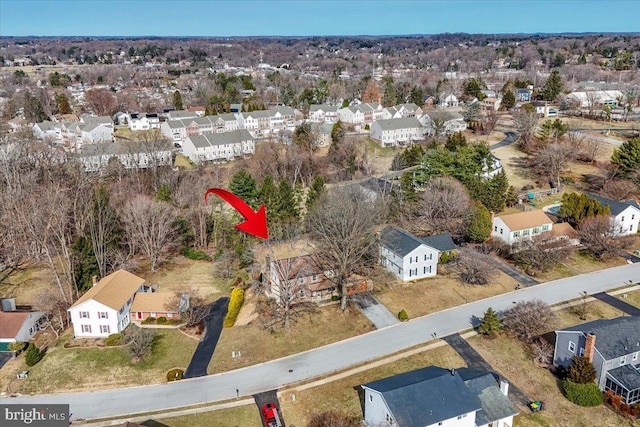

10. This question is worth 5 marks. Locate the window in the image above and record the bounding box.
[81,325,91,333]
[369,394,373,402]
[621,216,625,222]
[542,224,550,231]
[632,214,635,220]
[494,226,497,232]
[579,347,585,356]
[500,228,503,234]
[568,341,576,353]
[533,227,540,234]
[424,254,427,261]
[424,266,426,274]
[80,311,89,319]
[312,274,317,281]
[513,231,520,238]
[620,356,626,365]
[100,325,110,334]
[523,229,530,236]
[98,312,108,319]
[633,352,638,361]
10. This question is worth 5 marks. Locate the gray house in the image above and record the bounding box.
[361,366,517,427]
[553,316,640,404]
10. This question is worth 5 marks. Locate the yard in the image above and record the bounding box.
[615,289,640,309]
[0,328,198,394]
[532,250,629,283]
[156,405,261,427]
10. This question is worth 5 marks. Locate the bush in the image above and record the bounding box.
[142,317,156,324]
[105,333,124,346]
[561,380,604,406]
[331,295,340,301]
[156,316,168,325]
[8,341,26,353]
[180,246,212,261]
[398,309,409,321]
[439,252,450,264]
[477,307,501,336]
[25,343,43,367]
[223,287,245,327]
[566,356,597,384]
[167,368,184,382]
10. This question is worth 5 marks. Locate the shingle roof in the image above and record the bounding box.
[607,364,640,391]
[360,177,399,196]
[379,226,427,257]
[559,317,640,360]
[130,293,178,313]
[586,193,640,216]
[460,368,518,425]
[420,233,457,252]
[363,366,482,427]
[374,117,422,131]
[310,104,338,113]
[71,270,145,311]
[0,311,31,339]
[496,210,553,231]
[78,140,172,157]
[187,129,252,149]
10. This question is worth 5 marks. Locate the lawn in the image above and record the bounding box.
[156,405,261,427]
[376,268,519,320]
[0,263,57,305]
[554,300,625,329]
[533,250,628,282]
[208,303,375,374]
[173,154,195,170]
[615,289,640,309]
[1,328,198,394]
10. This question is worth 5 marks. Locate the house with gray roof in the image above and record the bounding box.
[379,226,439,281]
[76,140,172,172]
[361,366,517,427]
[586,194,639,237]
[419,111,467,136]
[182,129,253,164]
[370,117,424,147]
[554,316,640,404]
[420,233,457,255]
[309,104,339,123]
[382,103,424,120]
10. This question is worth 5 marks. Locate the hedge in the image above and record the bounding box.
[561,380,604,406]
[223,288,245,327]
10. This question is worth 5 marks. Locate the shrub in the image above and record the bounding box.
[180,246,212,261]
[223,287,245,327]
[561,380,604,406]
[398,309,409,321]
[25,343,43,367]
[477,307,501,336]
[105,333,124,346]
[156,316,168,325]
[142,317,156,324]
[331,295,340,301]
[167,368,184,382]
[8,341,26,353]
[566,356,597,384]
[439,252,450,264]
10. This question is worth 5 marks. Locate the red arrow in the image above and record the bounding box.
[204,188,268,239]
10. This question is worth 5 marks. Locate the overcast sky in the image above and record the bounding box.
[1,0,638,37]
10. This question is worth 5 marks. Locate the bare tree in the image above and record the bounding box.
[179,292,210,327]
[452,249,495,285]
[530,142,574,188]
[124,326,157,363]
[530,337,554,366]
[84,88,117,116]
[513,109,539,152]
[36,289,70,339]
[601,179,639,201]
[502,300,557,343]
[306,186,384,311]
[578,215,631,260]
[480,108,499,135]
[419,176,471,236]
[510,235,573,274]
[307,411,359,427]
[120,195,177,271]
[87,186,120,277]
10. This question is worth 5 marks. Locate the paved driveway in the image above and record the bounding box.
[592,292,640,316]
[10,263,640,421]
[254,390,285,427]
[184,297,229,378]
[351,293,400,329]
[474,249,539,288]
[0,352,11,370]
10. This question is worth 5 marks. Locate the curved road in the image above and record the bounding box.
[7,263,640,421]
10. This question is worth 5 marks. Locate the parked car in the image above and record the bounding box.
[262,403,283,427]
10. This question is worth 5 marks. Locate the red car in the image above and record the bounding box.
[261,403,283,427]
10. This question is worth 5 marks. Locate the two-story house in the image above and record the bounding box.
[585,194,640,237]
[554,316,640,405]
[379,226,440,282]
[492,210,554,245]
[76,140,173,172]
[68,270,146,338]
[370,117,424,147]
[308,104,339,123]
[361,366,517,427]
[419,111,467,136]
[128,113,160,131]
[182,129,254,164]
[382,103,424,120]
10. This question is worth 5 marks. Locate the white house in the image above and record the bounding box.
[68,270,146,338]
[370,117,424,147]
[337,102,384,128]
[492,210,554,245]
[76,140,173,172]
[128,113,161,131]
[439,93,459,108]
[0,298,45,349]
[379,226,439,282]
[586,194,640,237]
[361,366,517,427]
[182,128,254,164]
[566,90,625,109]
[33,121,62,142]
[420,111,467,135]
[382,103,423,120]
[308,104,339,123]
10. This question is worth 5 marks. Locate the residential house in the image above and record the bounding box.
[379,226,440,282]
[515,88,532,102]
[182,129,254,164]
[529,102,555,118]
[439,93,459,108]
[554,316,640,405]
[480,90,497,99]
[265,254,371,305]
[337,102,384,128]
[419,233,458,259]
[370,117,424,147]
[166,110,199,121]
[492,210,554,245]
[566,90,625,109]
[585,194,640,236]
[0,298,45,351]
[68,270,146,338]
[382,103,423,120]
[361,366,517,427]
[76,140,173,172]
[481,97,501,111]
[128,113,160,131]
[310,122,333,147]
[186,106,206,117]
[359,178,400,202]
[308,104,339,123]
[131,292,188,322]
[420,111,467,135]
[237,106,301,137]
[33,121,62,142]
[481,154,503,179]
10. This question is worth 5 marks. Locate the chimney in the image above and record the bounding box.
[500,380,509,397]
[1,298,16,312]
[92,275,99,287]
[450,367,456,376]
[584,332,596,363]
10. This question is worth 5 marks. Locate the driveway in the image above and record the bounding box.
[466,248,539,288]
[592,292,640,316]
[619,250,640,264]
[443,334,530,410]
[0,352,11,370]
[184,297,229,378]
[351,293,400,329]
[10,263,640,421]
[489,130,518,150]
[254,390,285,427]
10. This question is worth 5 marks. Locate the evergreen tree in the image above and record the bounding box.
[55,93,72,114]
[172,90,184,110]
[538,119,569,143]
[409,86,424,106]
[462,100,481,122]
[25,343,44,366]
[543,70,563,101]
[305,176,325,208]
[23,91,48,122]
[558,193,610,227]
[155,183,172,202]
[465,203,492,243]
[566,356,597,384]
[382,76,398,107]
[258,175,278,209]
[274,179,299,220]
[445,132,468,151]
[611,138,640,183]
[71,236,99,292]
[478,307,501,336]
[331,120,345,144]
[501,90,516,110]
[229,170,257,207]
[463,77,487,99]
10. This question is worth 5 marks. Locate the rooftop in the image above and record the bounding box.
[71,270,145,311]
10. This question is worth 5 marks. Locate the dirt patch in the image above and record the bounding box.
[234,289,258,326]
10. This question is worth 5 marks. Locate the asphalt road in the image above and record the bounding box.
[8,263,640,422]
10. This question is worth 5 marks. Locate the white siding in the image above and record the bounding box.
[380,245,438,282]
[69,300,120,338]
